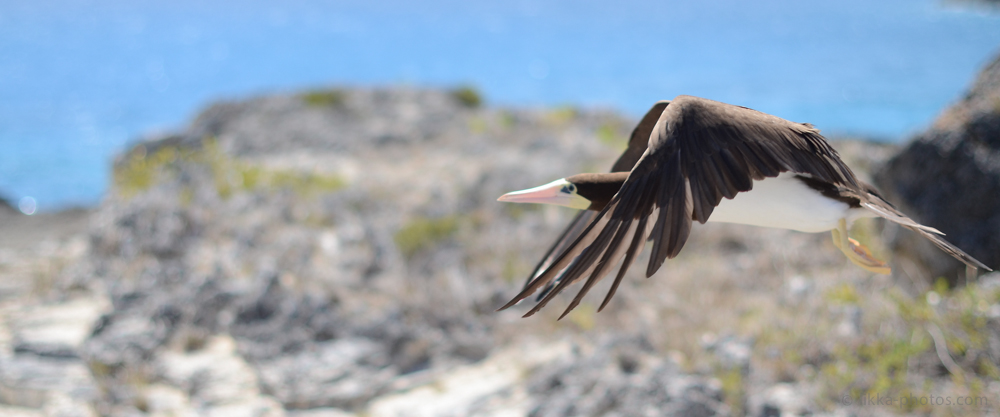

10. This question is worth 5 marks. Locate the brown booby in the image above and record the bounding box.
[497,96,991,319]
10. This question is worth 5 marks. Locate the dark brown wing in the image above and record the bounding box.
[501,95,861,318]
[611,100,670,172]
[523,210,597,291]
[521,101,670,295]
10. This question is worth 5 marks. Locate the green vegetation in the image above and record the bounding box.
[468,116,488,134]
[450,85,483,108]
[816,279,1000,414]
[566,305,596,331]
[545,106,578,125]
[114,145,181,197]
[735,272,1000,416]
[716,367,745,417]
[825,283,861,305]
[394,215,461,259]
[498,110,517,128]
[596,123,627,151]
[501,254,528,284]
[500,201,542,221]
[300,88,346,107]
[823,333,932,410]
[113,138,346,200]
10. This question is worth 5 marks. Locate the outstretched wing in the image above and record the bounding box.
[610,101,671,172]
[501,95,861,318]
[522,101,670,296]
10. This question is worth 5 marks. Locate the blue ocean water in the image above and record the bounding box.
[1,0,999,211]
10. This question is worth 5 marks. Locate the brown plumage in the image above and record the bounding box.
[499,96,991,319]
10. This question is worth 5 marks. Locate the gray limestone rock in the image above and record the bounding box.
[0,355,99,410]
[256,338,394,409]
[526,338,730,417]
[11,297,109,359]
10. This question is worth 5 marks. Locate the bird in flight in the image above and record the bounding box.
[497,96,991,319]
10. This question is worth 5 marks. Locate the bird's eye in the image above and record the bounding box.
[568,184,576,193]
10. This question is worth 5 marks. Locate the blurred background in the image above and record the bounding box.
[3,1,1000,417]
[2,0,1000,210]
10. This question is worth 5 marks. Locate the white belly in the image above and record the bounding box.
[707,172,870,233]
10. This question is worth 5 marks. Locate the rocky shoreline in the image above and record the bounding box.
[1,77,998,416]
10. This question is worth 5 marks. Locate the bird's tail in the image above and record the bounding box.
[861,194,991,271]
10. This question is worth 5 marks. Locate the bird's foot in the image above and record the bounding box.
[844,237,891,274]
[831,219,891,275]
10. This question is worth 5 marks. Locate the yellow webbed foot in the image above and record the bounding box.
[845,237,891,274]
[832,219,891,275]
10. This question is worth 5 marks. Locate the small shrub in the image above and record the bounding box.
[114,145,187,197]
[450,86,483,108]
[545,106,577,125]
[717,367,745,416]
[468,116,488,134]
[596,123,626,150]
[301,89,346,107]
[825,283,861,305]
[394,216,461,258]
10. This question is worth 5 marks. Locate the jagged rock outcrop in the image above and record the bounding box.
[875,51,1000,281]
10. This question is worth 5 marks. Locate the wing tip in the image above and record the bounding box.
[496,298,520,312]
[968,259,992,272]
[557,305,575,321]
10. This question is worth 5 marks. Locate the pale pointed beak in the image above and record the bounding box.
[497,179,591,210]
[498,182,561,204]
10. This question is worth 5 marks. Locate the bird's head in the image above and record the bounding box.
[497,172,628,211]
